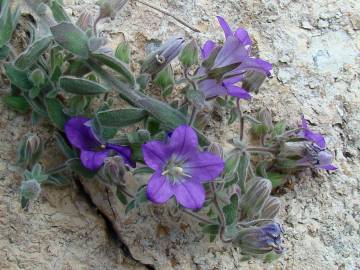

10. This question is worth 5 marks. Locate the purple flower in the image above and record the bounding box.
[142,125,224,210]
[197,17,272,100]
[234,222,284,255]
[297,116,337,170]
[64,117,135,170]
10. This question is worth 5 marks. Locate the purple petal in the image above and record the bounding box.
[223,76,243,85]
[169,125,199,158]
[214,36,248,68]
[227,58,272,77]
[202,40,216,59]
[304,130,326,149]
[198,79,227,98]
[142,141,171,170]
[301,115,309,129]
[234,27,252,46]
[173,181,205,210]
[217,16,233,38]
[147,172,174,204]
[80,149,109,170]
[226,85,252,100]
[318,164,337,170]
[183,152,224,182]
[107,144,136,168]
[64,117,100,150]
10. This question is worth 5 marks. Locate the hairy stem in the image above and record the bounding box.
[237,99,245,141]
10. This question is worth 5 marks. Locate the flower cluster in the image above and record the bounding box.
[196,17,272,100]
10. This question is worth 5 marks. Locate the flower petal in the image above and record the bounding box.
[142,141,171,170]
[80,149,109,170]
[226,84,252,100]
[173,181,205,210]
[234,27,252,46]
[227,58,272,77]
[217,16,233,38]
[169,125,198,158]
[64,117,100,150]
[147,172,174,204]
[318,164,337,170]
[198,79,227,98]
[107,144,136,168]
[214,36,248,68]
[183,152,225,182]
[202,40,216,59]
[304,130,326,149]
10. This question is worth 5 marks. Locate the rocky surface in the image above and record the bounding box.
[1,0,359,269]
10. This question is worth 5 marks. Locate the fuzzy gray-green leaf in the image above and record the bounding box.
[60,76,109,95]
[96,108,147,128]
[15,36,52,70]
[50,22,89,58]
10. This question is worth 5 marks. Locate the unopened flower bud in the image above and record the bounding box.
[20,180,41,200]
[180,40,199,67]
[30,69,45,87]
[276,141,335,170]
[233,223,284,255]
[240,178,272,218]
[98,156,126,187]
[96,0,128,20]
[260,196,281,219]
[258,108,273,131]
[208,142,224,159]
[76,11,93,31]
[17,134,43,167]
[137,129,151,142]
[141,37,185,75]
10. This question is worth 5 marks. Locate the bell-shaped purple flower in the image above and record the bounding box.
[197,17,272,100]
[64,117,135,171]
[142,125,224,210]
[298,115,326,148]
[234,222,284,255]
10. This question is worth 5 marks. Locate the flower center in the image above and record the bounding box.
[162,166,191,182]
[100,144,106,149]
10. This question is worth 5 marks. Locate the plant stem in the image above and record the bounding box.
[45,163,68,175]
[189,106,198,126]
[119,186,135,198]
[182,209,218,225]
[237,99,245,141]
[238,218,275,227]
[210,182,232,243]
[136,0,200,33]
[184,67,197,91]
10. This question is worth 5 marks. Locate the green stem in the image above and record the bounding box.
[246,146,277,154]
[238,219,275,227]
[188,106,198,126]
[237,99,244,141]
[45,163,68,175]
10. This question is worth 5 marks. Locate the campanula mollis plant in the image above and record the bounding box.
[0,0,337,262]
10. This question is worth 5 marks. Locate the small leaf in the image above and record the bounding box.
[92,52,135,85]
[224,153,241,178]
[228,107,239,125]
[202,224,219,235]
[154,66,174,93]
[15,36,52,70]
[115,42,131,64]
[60,76,109,95]
[273,121,286,136]
[237,152,250,192]
[67,159,97,178]
[49,0,72,23]
[50,22,89,58]
[4,64,32,90]
[223,194,239,225]
[132,167,154,175]
[44,98,68,130]
[116,188,128,205]
[54,132,77,158]
[43,174,70,186]
[0,45,10,60]
[267,172,286,188]
[29,87,41,99]
[3,95,30,113]
[96,108,147,128]
[179,40,198,67]
[0,1,17,47]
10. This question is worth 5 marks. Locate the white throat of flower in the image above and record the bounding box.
[162,166,191,178]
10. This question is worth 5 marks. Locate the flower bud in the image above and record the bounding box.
[98,156,126,187]
[17,134,43,167]
[208,142,224,159]
[76,11,93,31]
[275,141,335,170]
[179,40,199,67]
[20,180,41,200]
[30,69,45,87]
[258,108,273,131]
[260,196,281,219]
[233,223,284,255]
[240,178,272,218]
[96,0,128,20]
[141,37,185,75]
